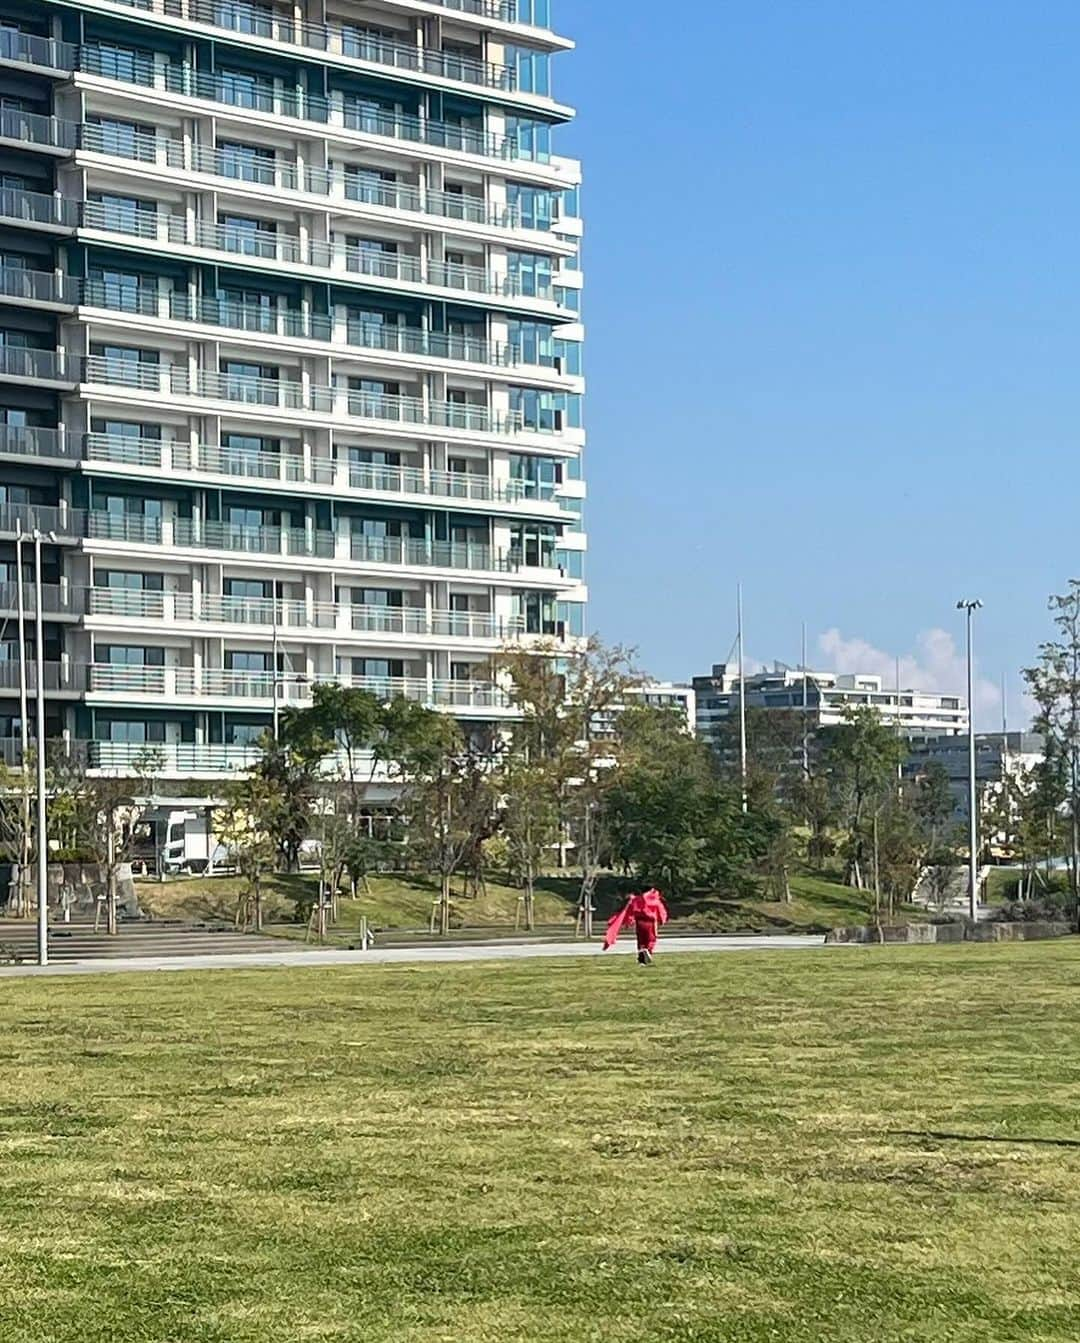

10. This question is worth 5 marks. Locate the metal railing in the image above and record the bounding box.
[0,346,76,382]
[0,501,80,539]
[87,740,262,772]
[86,663,511,709]
[0,186,78,228]
[0,28,77,70]
[0,582,78,615]
[171,517,337,559]
[0,425,75,460]
[76,45,516,160]
[85,511,163,544]
[0,660,80,691]
[349,535,511,573]
[0,264,79,305]
[0,105,76,150]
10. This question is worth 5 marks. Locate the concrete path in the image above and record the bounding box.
[0,934,826,979]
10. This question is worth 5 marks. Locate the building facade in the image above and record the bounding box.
[693,662,968,752]
[906,732,1044,829]
[1,0,586,781]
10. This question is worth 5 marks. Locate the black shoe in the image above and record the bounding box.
[638,949,653,966]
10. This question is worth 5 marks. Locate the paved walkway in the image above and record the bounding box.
[0,934,826,979]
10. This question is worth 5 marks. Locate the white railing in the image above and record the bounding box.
[86,664,512,709]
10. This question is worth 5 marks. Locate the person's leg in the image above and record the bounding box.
[636,918,656,964]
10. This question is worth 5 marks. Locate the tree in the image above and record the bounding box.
[497,637,640,932]
[399,717,502,935]
[1024,582,1080,927]
[216,774,280,932]
[77,749,160,935]
[817,708,906,889]
[912,761,956,851]
[500,745,558,930]
[256,712,334,872]
[605,705,766,898]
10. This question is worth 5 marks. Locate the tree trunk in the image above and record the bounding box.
[524,861,536,931]
[440,872,451,936]
[254,878,263,933]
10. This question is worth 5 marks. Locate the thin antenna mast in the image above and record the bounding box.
[738,584,748,813]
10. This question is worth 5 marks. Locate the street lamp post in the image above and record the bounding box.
[957,599,983,922]
[33,529,49,966]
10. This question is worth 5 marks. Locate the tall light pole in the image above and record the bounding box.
[737,584,748,813]
[14,525,30,917]
[957,599,983,922]
[33,529,49,965]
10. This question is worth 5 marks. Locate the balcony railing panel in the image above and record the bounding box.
[0,425,75,460]
[0,265,78,305]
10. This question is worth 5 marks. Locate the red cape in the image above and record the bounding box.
[602,889,669,949]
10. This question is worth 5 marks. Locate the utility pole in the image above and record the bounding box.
[801,621,810,779]
[14,525,30,917]
[957,599,983,922]
[737,584,748,813]
[33,529,48,966]
[271,582,281,742]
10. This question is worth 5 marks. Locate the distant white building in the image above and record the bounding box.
[906,732,1044,829]
[592,681,696,741]
[693,662,968,751]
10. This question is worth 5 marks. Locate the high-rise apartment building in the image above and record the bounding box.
[0,0,586,781]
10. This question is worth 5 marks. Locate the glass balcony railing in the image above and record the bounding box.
[0,424,76,461]
[0,264,79,305]
[0,346,77,382]
[0,105,77,150]
[0,186,78,229]
[0,28,77,70]
[78,0,518,92]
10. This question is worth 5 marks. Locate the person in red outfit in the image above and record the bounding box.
[602,888,669,964]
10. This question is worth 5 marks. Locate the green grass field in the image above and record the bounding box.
[135,868,889,938]
[4,940,1080,1341]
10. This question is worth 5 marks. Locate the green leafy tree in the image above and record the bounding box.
[1024,582,1080,925]
[817,707,906,890]
[256,712,334,872]
[216,773,280,932]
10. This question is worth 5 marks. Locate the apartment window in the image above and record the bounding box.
[226,504,277,529]
[345,166,398,205]
[87,115,154,160]
[510,454,561,497]
[105,719,167,743]
[99,644,165,667]
[343,94,395,133]
[88,266,154,313]
[341,24,399,61]
[505,44,551,96]
[215,0,273,37]
[225,721,268,744]
[508,320,555,366]
[218,141,276,184]
[220,214,274,256]
[224,578,271,599]
[218,68,273,110]
[510,523,556,568]
[350,447,400,467]
[348,657,404,680]
[87,191,155,236]
[0,408,27,427]
[98,570,164,592]
[507,183,555,231]
[225,650,270,672]
[92,418,160,442]
[91,343,159,387]
[85,41,154,83]
[97,493,163,519]
[508,251,552,298]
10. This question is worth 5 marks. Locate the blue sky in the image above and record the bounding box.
[556,2,1080,727]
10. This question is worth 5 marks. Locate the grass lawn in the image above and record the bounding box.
[135,869,880,939]
[4,941,1080,1341]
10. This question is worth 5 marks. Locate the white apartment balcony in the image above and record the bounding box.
[84,434,574,521]
[0,28,76,75]
[72,58,576,187]
[83,513,578,588]
[85,664,515,715]
[85,586,532,646]
[0,424,80,466]
[79,357,571,454]
[86,739,265,778]
[76,281,577,390]
[0,265,79,311]
[0,186,78,234]
[76,200,574,318]
[0,106,76,155]
[0,661,82,696]
[0,581,82,620]
[67,0,574,115]
[77,124,571,251]
[0,501,81,543]
[0,346,78,389]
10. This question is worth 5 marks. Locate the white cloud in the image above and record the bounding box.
[816,626,1001,720]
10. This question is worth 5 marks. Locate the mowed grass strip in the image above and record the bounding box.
[2,942,1080,1341]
